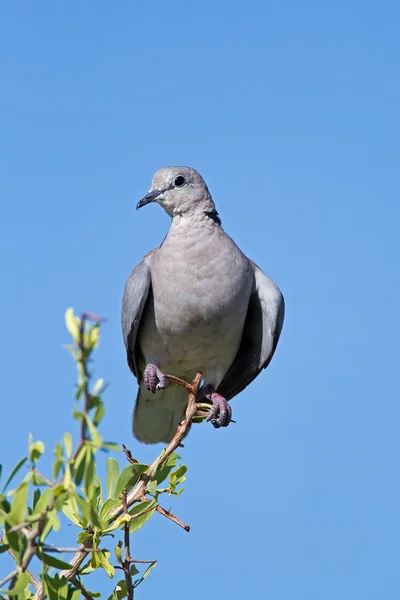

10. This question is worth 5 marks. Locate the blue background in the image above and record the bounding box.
[1,1,399,597]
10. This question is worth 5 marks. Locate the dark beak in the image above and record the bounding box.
[136,190,163,210]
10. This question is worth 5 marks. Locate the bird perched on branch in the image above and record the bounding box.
[122,166,284,444]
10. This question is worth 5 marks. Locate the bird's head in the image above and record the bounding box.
[137,166,219,221]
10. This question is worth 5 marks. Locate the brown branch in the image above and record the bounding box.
[126,557,156,564]
[113,371,202,518]
[58,541,94,583]
[155,504,190,532]
[0,569,19,588]
[70,575,96,600]
[55,372,202,586]
[40,546,101,553]
[164,373,196,393]
[5,546,40,591]
[121,489,134,600]
[9,518,47,595]
[81,312,106,323]
[122,444,139,464]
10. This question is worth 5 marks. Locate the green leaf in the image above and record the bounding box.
[72,444,88,485]
[98,550,115,578]
[63,433,72,458]
[75,383,85,400]
[38,551,72,570]
[63,463,72,489]
[33,487,53,515]
[102,513,131,533]
[29,440,45,465]
[43,573,61,600]
[114,464,148,498]
[32,488,41,511]
[88,323,100,350]
[77,531,92,545]
[1,571,30,595]
[106,458,119,499]
[153,452,179,486]
[102,442,121,452]
[99,498,121,522]
[114,541,123,564]
[65,308,80,343]
[83,414,102,449]
[76,493,102,528]
[10,482,28,523]
[39,509,60,542]
[129,503,157,533]
[93,402,105,427]
[129,499,156,517]
[4,528,27,564]
[169,464,187,494]
[129,564,139,576]
[93,378,105,394]
[2,457,27,493]
[84,450,96,500]
[133,562,157,589]
[146,479,157,496]
[27,471,49,487]
[170,464,187,484]
[62,496,81,526]
[53,442,64,480]
[108,580,127,600]
[142,561,157,579]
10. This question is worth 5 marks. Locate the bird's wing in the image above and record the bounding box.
[121,249,155,380]
[217,260,285,400]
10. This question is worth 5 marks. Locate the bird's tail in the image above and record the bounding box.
[133,384,189,444]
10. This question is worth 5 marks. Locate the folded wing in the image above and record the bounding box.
[217,260,285,400]
[121,250,155,380]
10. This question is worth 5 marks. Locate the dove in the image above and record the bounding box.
[122,166,284,443]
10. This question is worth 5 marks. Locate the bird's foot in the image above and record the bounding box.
[202,385,232,428]
[143,363,169,393]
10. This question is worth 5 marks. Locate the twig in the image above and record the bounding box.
[81,312,106,323]
[40,546,101,553]
[137,493,190,531]
[0,569,19,588]
[78,314,91,442]
[31,469,54,487]
[165,373,197,393]
[155,504,190,532]
[126,557,156,564]
[6,546,40,591]
[70,575,95,600]
[7,520,36,534]
[122,489,134,600]
[122,444,138,464]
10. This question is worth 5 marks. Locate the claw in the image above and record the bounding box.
[143,364,169,393]
[202,386,232,428]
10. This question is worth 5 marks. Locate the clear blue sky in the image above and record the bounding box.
[1,1,399,598]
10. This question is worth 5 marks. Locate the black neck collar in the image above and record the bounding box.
[204,209,222,226]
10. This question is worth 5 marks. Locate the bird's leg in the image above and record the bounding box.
[202,385,232,428]
[143,363,169,393]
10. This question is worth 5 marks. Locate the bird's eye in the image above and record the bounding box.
[174,176,186,187]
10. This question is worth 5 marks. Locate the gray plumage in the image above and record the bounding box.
[122,166,284,444]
